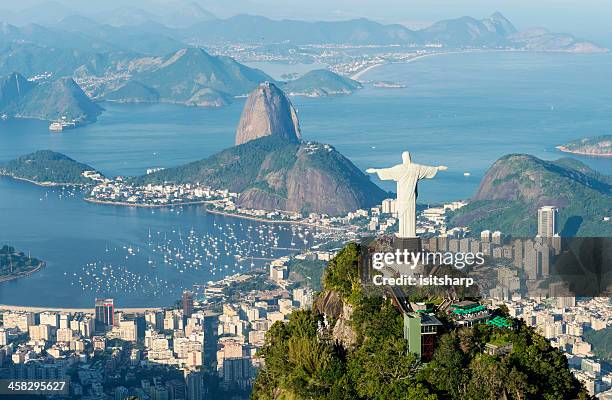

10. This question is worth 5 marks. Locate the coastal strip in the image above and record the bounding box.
[205,208,348,231]
[351,63,386,80]
[350,49,530,81]
[85,197,348,231]
[555,145,612,157]
[0,261,45,283]
[0,304,162,313]
[84,197,212,208]
[0,174,89,187]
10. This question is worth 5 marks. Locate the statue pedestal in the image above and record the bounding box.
[394,237,422,253]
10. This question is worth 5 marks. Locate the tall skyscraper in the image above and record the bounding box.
[183,291,194,318]
[95,298,114,327]
[537,206,558,237]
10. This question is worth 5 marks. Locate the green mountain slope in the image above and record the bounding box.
[0,72,33,109]
[0,150,103,185]
[252,243,589,400]
[134,135,387,215]
[282,69,362,96]
[450,154,612,236]
[105,81,160,103]
[126,47,272,106]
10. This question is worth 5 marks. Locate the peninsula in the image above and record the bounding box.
[0,150,106,186]
[0,245,45,283]
[556,135,612,157]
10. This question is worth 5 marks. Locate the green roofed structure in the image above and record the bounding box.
[449,300,490,327]
[486,316,513,328]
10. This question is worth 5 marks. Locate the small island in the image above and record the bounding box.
[373,81,407,89]
[556,135,612,157]
[0,245,45,283]
[281,69,362,97]
[0,150,106,186]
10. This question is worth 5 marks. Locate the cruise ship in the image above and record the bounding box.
[48,119,77,132]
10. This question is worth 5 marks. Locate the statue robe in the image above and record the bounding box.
[373,162,439,238]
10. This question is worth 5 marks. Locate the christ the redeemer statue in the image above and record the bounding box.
[367,151,447,238]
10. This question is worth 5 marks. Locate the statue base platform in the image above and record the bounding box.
[394,237,422,253]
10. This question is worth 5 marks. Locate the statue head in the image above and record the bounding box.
[402,151,411,164]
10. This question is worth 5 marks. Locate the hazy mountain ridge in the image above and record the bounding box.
[450,154,612,236]
[101,47,272,107]
[178,12,605,51]
[0,11,603,54]
[0,72,102,122]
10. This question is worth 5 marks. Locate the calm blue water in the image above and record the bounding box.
[0,51,610,307]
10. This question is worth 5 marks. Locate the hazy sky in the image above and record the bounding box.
[3,0,611,45]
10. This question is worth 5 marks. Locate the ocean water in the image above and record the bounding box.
[0,51,610,307]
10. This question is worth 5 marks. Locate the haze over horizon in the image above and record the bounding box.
[1,0,610,46]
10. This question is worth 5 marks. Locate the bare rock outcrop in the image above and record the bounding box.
[235,82,301,145]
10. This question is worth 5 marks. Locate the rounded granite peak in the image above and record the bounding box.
[235,81,301,146]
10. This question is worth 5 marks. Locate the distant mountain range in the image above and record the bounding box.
[0,44,362,114]
[0,11,605,56]
[178,13,605,52]
[0,11,605,116]
[450,154,612,236]
[101,49,361,107]
[102,47,271,107]
[0,72,102,123]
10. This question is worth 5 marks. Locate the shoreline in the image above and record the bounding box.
[84,196,347,231]
[0,304,162,313]
[350,49,536,81]
[555,146,612,157]
[0,261,45,284]
[84,197,213,208]
[205,208,347,231]
[0,174,90,188]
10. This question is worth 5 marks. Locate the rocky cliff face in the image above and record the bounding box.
[236,141,386,215]
[235,82,301,145]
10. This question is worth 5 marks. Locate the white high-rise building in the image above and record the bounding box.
[537,206,558,237]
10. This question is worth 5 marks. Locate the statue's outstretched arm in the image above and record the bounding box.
[366,167,398,181]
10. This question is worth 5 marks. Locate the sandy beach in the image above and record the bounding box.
[350,49,527,81]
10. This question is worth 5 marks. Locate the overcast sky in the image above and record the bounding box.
[3,0,611,45]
